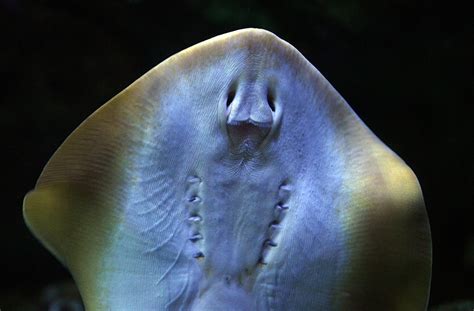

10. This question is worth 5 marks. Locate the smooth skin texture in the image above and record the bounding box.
[24,28,432,310]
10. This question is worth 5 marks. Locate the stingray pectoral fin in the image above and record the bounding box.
[23,184,117,307]
[338,141,432,310]
[24,185,104,263]
[22,80,152,309]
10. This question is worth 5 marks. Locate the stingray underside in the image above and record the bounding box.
[23,29,431,310]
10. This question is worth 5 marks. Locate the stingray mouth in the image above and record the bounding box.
[226,122,271,152]
[223,83,277,152]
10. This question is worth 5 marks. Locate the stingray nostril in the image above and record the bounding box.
[226,89,236,108]
[267,89,275,112]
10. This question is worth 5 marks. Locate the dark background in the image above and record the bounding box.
[1,0,472,309]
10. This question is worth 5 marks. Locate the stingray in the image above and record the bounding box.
[23,29,432,310]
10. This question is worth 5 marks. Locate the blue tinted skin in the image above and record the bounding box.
[24,29,431,310]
